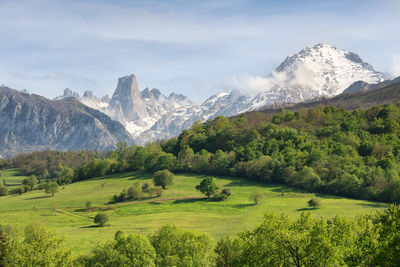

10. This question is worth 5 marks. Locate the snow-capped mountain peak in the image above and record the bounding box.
[246,43,389,111]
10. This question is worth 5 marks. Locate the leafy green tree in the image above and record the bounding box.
[238,213,355,266]
[85,232,156,266]
[150,224,215,267]
[22,175,38,191]
[177,145,194,171]
[191,150,211,173]
[153,170,174,189]
[85,201,92,211]
[250,190,263,204]
[94,213,109,227]
[215,235,242,267]
[196,177,218,198]
[43,182,59,197]
[307,198,321,209]
[19,222,71,266]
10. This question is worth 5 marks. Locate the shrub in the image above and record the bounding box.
[127,181,143,200]
[213,188,232,201]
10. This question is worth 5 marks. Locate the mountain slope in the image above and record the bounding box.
[248,79,400,116]
[0,86,133,157]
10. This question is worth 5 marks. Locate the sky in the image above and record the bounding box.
[0,0,399,103]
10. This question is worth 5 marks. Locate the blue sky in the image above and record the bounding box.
[0,0,399,102]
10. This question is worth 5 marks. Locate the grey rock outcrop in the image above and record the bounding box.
[0,86,133,157]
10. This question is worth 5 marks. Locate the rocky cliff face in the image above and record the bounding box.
[0,86,133,157]
[108,75,147,121]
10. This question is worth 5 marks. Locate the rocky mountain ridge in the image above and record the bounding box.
[0,86,132,157]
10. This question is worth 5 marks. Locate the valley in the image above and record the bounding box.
[0,170,387,254]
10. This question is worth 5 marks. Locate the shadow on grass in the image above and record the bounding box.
[80,225,102,229]
[25,195,52,200]
[356,203,388,208]
[232,203,254,209]
[173,198,207,204]
[296,207,316,211]
[315,193,343,199]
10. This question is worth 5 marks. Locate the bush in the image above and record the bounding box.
[127,181,143,200]
[221,188,232,196]
[213,188,232,201]
[153,170,174,189]
[94,213,109,227]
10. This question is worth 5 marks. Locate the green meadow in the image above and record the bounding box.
[0,170,389,253]
[0,168,27,189]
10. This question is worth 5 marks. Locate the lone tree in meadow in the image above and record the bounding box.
[43,182,59,197]
[250,190,264,204]
[153,170,174,189]
[196,177,218,198]
[308,198,321,209]
[86,201,92,211]
[94,213,109,227]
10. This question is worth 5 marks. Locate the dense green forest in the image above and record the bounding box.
[1,205,400,266]
[3,103,400,203]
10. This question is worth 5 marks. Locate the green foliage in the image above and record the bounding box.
[43,181,59,197]
[21,175,37,191]
[307,198,321,209]
[250,190,264,204]
[150,224,215,267]
[127,181,143,200]
[153,170,174,189]
[195,177,218,198]
[0,182,7,196]
[215,235,242,267]
[0,223,71,266]
[85,201,92,211]
[85,232,156,266]
[94,213,109,227]
[238,213,355,266]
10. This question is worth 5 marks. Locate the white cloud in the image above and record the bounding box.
[391,54,400,77]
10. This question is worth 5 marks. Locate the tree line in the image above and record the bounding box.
[2,205,400,266]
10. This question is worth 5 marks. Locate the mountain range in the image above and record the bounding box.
[0,43,395,156]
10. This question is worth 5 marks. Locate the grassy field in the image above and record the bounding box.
[0,171,389,254]
[0,168,28,189]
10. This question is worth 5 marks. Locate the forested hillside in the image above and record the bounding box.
[3,102,400,203]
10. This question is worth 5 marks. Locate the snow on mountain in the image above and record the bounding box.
[245,43,389,111]
[53,43,389,144]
